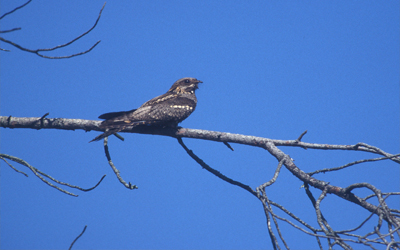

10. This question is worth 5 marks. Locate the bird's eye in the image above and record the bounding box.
[184,79,190,83]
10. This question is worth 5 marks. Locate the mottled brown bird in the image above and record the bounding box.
[90,77,202,142]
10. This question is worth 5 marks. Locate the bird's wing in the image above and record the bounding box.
[98,108,137,119]
[140,92,178,106]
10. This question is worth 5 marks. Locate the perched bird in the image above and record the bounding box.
[90,77,202,142]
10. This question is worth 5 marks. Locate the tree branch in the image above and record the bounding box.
[0,0,32,20]
[2,116,399,162]
[103,137,138,190]
[177,137,256,195]
[68,225,87,250]
[2,115,399,248]
[0,2,105,59]
[0,153,106,196]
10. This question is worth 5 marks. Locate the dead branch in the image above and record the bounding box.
[0,0,32,20]
[0,153,106,196]
[1,115,399,249]
[0,2,105,59]
[1,116,399,163]
[103,137,138,190]
[68,225,87,250]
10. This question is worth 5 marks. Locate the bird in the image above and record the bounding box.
[90,77,202,142]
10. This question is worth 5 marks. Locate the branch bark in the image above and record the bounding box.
[2,115,399,225]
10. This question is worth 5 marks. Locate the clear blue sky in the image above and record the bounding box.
[1,1,399,249]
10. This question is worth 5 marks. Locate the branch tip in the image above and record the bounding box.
[69,225,87,250]
[296,130,308,142]
[223,141,234,151]
[0,0,32,20]
[0,2,105,59]
[103,137,138,189]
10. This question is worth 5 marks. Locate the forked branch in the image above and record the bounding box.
[0,2,105,59]
[0,153,106,196]
[1,115,399,249]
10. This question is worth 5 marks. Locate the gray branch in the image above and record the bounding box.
[2,115,399,249]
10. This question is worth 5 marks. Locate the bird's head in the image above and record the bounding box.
[168,77,202,94]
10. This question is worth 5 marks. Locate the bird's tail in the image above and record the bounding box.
[89,128,122,143]
[89,120,168,143]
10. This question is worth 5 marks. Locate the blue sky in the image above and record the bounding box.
[1,1,399,249]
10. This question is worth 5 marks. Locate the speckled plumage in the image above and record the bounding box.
[90,77,202,142]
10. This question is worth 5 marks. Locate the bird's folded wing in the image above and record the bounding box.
[98,109,137,119]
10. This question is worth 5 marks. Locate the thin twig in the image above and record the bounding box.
[296,130,308,142]
[270,200,322,232]
[0,156,28,177]
[0,27,22,34]
[69,225,87,250]
[39,112,50,129]
[369,226,400,244]
[308,153,400,176]
[337,211,375,234]
[79,175,107,192]
[1,154,78,196]
[315,185,330,235]
[258,190,279,250]
[257,158,285,191]
[260,193,366,245]
[103,137,138,189]
[354,143,400,164]
[262,189,395,248]
[0,0,32,20]
[262,191,288,250]
[177,137,256,196]
[0,153,105,196]
[223,141,234,151]
[0,2,105,59]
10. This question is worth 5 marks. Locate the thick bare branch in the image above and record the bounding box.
[2,116,399,162]
[2,115,399,248]
[1,116,399,208]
